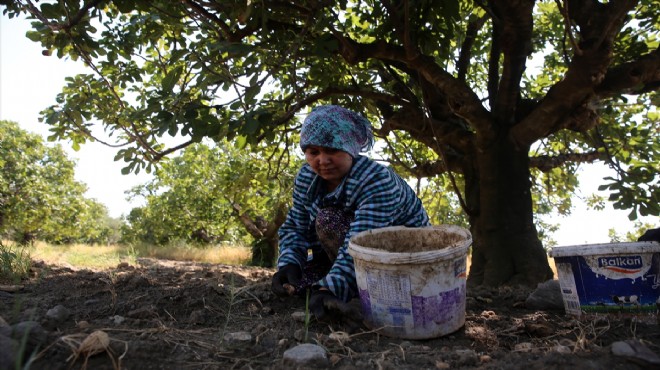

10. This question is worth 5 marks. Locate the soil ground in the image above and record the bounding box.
[2,258,659,370]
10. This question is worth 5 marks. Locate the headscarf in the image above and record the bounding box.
[300,105,374,158]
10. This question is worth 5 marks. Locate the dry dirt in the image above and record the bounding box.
[2,258,660,370]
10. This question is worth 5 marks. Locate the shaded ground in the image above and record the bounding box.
[2,258,659,369]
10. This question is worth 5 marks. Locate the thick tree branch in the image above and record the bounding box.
[380,107,475,159]
[530,151,604,172]
[230,203,263,239]
[457,16,487,82]
[332,37,493,137]
[511,0,637,147]
[491,0,534,126]
[596,46,660,97]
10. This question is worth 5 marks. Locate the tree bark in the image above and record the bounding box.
[251,238,276,268]
[233,202,288,267]
[467,132,554,286]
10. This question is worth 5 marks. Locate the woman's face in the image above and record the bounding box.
[304,145,353,190]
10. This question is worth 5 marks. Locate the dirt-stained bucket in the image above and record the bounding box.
[348,225,472,339]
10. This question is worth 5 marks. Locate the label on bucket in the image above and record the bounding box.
[592,255,650,279]
[555,263,582,315]
[364,270,414,330]
[366,270,412,307]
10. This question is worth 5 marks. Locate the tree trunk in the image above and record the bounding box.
[237,203,288,268]
[466,133,554,286]
[251,238,277,267]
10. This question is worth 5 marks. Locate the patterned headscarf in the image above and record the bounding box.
[300,105,374,158]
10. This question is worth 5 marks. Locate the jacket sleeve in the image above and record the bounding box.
[276,167,315,269]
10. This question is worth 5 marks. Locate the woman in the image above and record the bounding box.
[272,105,430,321]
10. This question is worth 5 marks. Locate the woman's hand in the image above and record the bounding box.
[271,264,302,297]
[309,290,363,331]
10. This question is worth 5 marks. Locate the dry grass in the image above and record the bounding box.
[30,241,126,269]
[132,243,251,266]
[0,240,33,282]
[28,241,252,270]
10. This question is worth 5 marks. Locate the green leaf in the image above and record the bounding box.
[114,0,137,14]
[243,116,259,134]
[235,135,247,149]
[162,66,183,92]
[25,31,42,42]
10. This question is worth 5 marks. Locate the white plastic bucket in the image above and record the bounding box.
[549,241,660,317]
[348,225,472,339]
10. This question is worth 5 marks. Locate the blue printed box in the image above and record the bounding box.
[550,242,660,316]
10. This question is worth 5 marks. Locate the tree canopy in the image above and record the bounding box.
[2,0,658,286]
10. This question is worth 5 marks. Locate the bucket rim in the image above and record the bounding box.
[549,241,660,258]
[348,225,472,264]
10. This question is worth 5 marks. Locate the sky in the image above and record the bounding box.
[0,15,656,246]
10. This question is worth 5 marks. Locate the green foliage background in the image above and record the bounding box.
[0,120,119,244]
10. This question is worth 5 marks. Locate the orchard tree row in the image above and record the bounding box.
[0,121,120,244]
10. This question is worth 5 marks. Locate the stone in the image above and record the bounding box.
[291,311,307,323]
[525,279,564,311]
[223,331,252,348]
[46,304,71,323]
[514,342,534,352]
[553,344,572,354]
[435,360,450,369]
[282,343,329,368]
[188,309,207,325]
[453,349,479,366]
[0,334,18,370]
[612,339,660,365]
[0,315,9,337]
[11,321,47,353]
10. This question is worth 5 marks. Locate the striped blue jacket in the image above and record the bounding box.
[277,155,430,301]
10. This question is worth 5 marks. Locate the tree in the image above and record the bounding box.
[0,120,116,244]
[3,1,658,286]
[123,140,299,266]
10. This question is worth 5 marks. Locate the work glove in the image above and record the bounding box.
[271,264,302,297]
[309,290,363,332]
[638,228,660,242]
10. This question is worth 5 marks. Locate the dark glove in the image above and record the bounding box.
[309,290,363,331]
[271,264,302,297]
[638,228,660,242]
